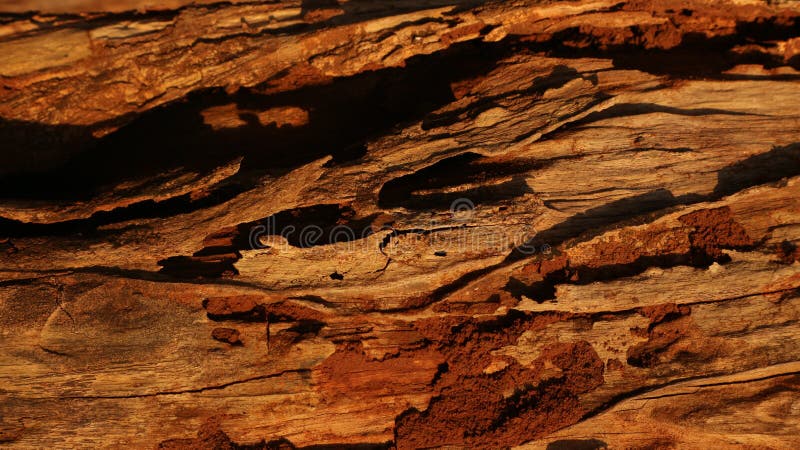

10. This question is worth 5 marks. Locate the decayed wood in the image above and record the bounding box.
[1,0,800,448]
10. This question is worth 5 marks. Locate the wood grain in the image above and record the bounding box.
[1,0,799,448]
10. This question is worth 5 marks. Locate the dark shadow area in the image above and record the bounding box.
[713,142,800,197]
[546,438,608,450]
[158,253,242,279]
[284,319,327,343]
[504,276,558,302]
[299,444,391,450]
[378,152,543,209]
[529,15,800,77]
[0,118,97,179]
[300,0,340,11]
[231,203,378,248]
[573,102,758,126]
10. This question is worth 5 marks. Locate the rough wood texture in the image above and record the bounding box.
[1,0,800,448]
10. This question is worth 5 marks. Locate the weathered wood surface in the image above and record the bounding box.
[1,0,800,448]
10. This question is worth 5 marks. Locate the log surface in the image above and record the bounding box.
[1,0,800,448]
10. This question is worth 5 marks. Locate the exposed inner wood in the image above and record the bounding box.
[1,0,799,448]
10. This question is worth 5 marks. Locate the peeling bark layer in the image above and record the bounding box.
[1,0,800,448]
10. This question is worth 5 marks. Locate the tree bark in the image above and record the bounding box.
[1,0,800,448]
